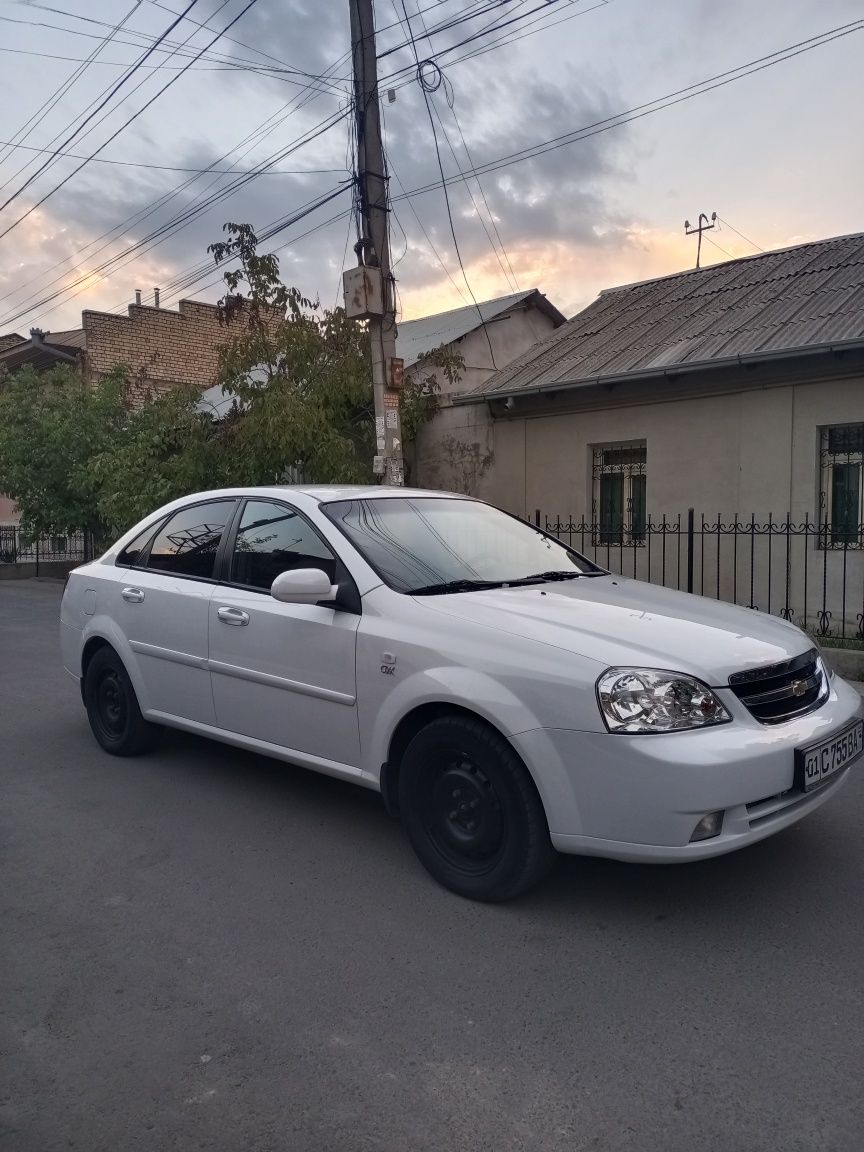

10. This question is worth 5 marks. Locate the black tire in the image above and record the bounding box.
[83,646,161,756]
[398,715,555,901]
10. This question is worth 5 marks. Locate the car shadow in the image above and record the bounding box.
[143,726,861,930]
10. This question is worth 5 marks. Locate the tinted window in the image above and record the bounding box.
[146,501,235,579]
[231,500,337,590]
[116,520,161,567]
[322,497,599,593]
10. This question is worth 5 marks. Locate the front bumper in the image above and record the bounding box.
[511,675,863,863]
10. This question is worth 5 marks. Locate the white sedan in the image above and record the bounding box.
[61,486,863,901]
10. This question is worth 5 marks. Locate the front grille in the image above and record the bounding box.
[729,648,827,725]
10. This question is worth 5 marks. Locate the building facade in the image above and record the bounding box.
[415,235,864,634]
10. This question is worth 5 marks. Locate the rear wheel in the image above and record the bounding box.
[84,646,161,756]
[398,715,555,901]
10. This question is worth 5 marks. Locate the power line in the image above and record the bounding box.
[0,136,348,175]
[0,2,143,173]
[380,153,471,303]
[0,0,203,216]
[0,7,350,89]
[378,0,609,97]
[14,11,857,330]
[141,0,348,88]
[717,216,765,253]
[0,44,351,91]
[404,0,520,292]
[0,71,349,323]
[391,19,864,199]
[0,0,267,245]
[397,0,499,369]
[0,43,350,316]
[0,108,350,328]
[702,234,733,261]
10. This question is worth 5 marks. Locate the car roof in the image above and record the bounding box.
[171,485,470,504]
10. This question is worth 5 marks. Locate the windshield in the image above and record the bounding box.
[321,497,603,593]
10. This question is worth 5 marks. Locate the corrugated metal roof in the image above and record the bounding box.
[467,234,864,398]
[43,328,85,349]
[395,289,564,368]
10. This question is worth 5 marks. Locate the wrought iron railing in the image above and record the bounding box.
[538,510,864,643]
[0,525,91,571]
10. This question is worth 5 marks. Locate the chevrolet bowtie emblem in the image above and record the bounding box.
[791,679,807,697]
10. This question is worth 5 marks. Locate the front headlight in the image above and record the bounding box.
[596,668,732,734]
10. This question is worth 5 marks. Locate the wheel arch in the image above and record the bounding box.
[380,702,541,818]
[80,635,113,701]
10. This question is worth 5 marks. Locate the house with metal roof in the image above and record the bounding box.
[417,233,864,516]
[396,288,566,398]
[414,234,863,628]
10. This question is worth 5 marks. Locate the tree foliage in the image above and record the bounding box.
[0,363,129,538]
[0,223,460,539]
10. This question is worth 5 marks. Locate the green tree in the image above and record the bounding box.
[209,222,462,484]
[0,363,129,539]
[0,224,460,541]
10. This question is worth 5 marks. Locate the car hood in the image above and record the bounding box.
[417,575,811,685]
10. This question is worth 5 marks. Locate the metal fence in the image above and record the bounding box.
[0,525,91,572]
[539,510,864,643]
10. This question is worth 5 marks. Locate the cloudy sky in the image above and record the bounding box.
[0,0,861,337]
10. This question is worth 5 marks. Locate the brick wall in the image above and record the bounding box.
[81,298,279,406]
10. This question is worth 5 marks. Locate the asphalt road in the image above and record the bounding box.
[2,579,863,1152]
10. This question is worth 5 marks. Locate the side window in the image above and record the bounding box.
[116,520,162,568]
[146,500,235,580]
[231,500,337,590]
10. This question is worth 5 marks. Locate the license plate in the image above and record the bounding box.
[796,720,864,792]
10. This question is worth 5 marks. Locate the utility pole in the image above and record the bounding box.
[345,0,405,486]
[684,211,717,269]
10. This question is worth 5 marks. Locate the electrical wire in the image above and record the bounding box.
[0,0,203,211]
[404,0,520,292]
[0,44,352,92]
[390,19,864,199]
[397,0,499,368]
[383,153,470,303]
[717,216,765,253]
[0,136,348,175]
[0,108,350,328]
[13,8,855,330]
[702,235,734,260]
[0,0,271,245]
[0,2,143,172]
[0,7,350,90]
[0,2,248,203]
[140,0,349,88]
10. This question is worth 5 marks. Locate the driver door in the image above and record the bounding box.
[208,498,361,770]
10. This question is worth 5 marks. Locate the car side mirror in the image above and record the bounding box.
[270,568,338,605]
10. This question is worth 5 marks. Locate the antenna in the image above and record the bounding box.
[684,212,717,269]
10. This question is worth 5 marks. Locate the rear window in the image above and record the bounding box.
[145,501,235,580]
[116,521,162,568]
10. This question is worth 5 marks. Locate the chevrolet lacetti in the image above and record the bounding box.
[61,486,863,901]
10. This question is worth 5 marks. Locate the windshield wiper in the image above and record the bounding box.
[410,578,508,595]
[524,569,583,581]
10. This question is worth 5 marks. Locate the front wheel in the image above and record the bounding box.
[398,715,555,901]
[84,646,161,756]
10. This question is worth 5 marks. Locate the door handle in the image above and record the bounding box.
[121,586,145,604]
[217,606,250,626]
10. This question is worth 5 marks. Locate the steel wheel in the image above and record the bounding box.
[425,754,506,876]
[399,715,555,901]
[84,646,161,756]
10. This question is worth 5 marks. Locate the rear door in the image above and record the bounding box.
[111,498,237,725]
[209,498,361,770]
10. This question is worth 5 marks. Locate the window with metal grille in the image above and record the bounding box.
[820,423,863,548]
[592,440,647,545]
